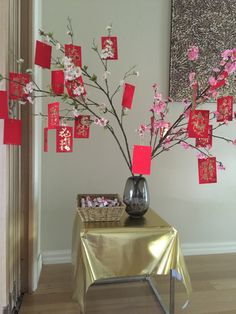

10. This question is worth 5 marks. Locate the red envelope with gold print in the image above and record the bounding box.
[196,125,212,148]
[51,70,64,95]
[101,36,118,60]
[65,76,86,98]
[216,96,234,122]
[74,115,90,138]
[122,83,135,109]
[188,110,209,138]
[48,102,60,129]
[34,40,52,69]
[65,44,82,67]
[3,119,22,145]
[132,145,152,175]
[9,73,30,100]
[0,91,8,119]
[56,126,73,152]
[198,157,217,184]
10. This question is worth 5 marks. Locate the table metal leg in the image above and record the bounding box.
[170,270,175,314]
[95,275,173,314]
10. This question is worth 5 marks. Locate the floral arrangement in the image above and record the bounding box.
[0,20,236,184]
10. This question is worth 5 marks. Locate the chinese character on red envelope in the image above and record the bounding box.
[101,36,118,60]
[51,70,64,95]
[44,128,48,152]
[65,76,86,98]
[198,157,217,184]
[74,115,90,138]
[196,125,212,148]
[216,96,234,122]
[121,83,135,109]
[188,110,209,138]
[48,102,60,129]
[56,126,73,152]
[9,73,30,100]
[34,40,52,69]
[65,44,82,67]
[132,145,152,175]
[0,91,8,119]
[3,119,22,145]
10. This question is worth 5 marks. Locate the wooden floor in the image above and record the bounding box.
[19,253,236,314]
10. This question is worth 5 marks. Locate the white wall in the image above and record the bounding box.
[40,0,236,257]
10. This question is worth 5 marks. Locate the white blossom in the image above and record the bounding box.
[56,42,61,50]
[73,85,85,96]
[103,71,111,80]
[16,58,24,64]
[23,82,35,94]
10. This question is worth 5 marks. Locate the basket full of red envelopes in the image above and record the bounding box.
[77,194,126,222]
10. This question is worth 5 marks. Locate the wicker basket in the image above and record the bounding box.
[77,194,126,222]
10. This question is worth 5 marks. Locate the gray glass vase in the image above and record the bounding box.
[123,176,150,218]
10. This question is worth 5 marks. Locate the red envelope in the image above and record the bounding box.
[132,145,152,175]
[121,83,135,109]
[65,44,82,67]
[0,91,8,119]
[65,76,86,98]
[188,110,209,138]
[9,73,30,100]
[51,70,64,95]
[198,157,217,184]
[210,79,226,91]
[44,128,48,152]
[101,36,118,60]
[34,40,52,69]
[56,126,73,152]
[216,96,234,122]
[3,119,22,145]
[48,102,60,129]
[74,115,90,138]
[196,125,212,148]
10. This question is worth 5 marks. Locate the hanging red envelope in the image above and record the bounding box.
[74,115,90,138]
[34,40,52,69]
[198,157,217,184]
[216,96,234,122]
[188,110,209,138]
[3,119,22,145]
[210,79,226,91]
[56,126,73,152]
[101,36,118,60]
[48,102,60,129]
[9,73,30,100]
[196,125,212,148]
[44,128,48,152]
[132,145,152,175]
[121,83,135,109]
[65,76,86,98]
[51,70,64,95]
[0,91,8,119]
[65,44,82,67]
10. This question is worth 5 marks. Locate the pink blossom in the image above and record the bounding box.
[225,62,236,74]
[151,101,166,114]
[184,108,191,118]
[180,142,190,150]
[217,163,226,171]
[138,124,148,135]
[221,49,232,61]
[208,76,217,86]
[187,45,199,61]
[189,72,196,82]
[94,117,108,127]
[213,67,220,72]
[197,152,207,159]
[154,93,162,101]
[220,60,226,66]
[232,49,236,61]
[232,139,236,145]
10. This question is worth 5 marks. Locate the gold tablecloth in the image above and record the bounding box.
[72,209,191,313]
